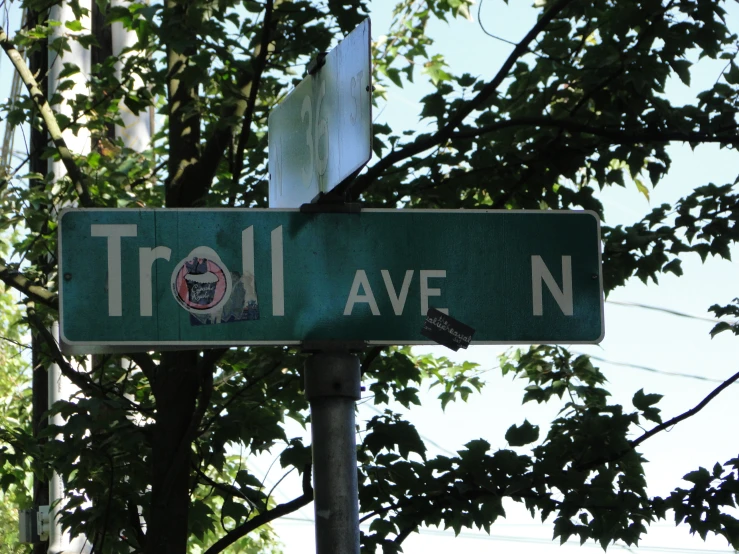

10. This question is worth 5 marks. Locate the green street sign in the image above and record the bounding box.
[58,209,604,353]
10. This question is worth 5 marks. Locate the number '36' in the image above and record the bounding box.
[301,81,328,188]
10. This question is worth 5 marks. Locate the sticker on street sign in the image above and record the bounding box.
[58,209,604,353]
[268,19,372,208]
[421,308,476,351]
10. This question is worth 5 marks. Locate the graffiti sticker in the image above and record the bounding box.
[171,247,233,315]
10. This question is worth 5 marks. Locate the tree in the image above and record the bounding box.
[0,233,33,554]
[0,0,739,552]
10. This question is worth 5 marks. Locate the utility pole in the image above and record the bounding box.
[27,4,49,553]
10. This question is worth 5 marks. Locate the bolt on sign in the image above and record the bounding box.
[58,209,604,354]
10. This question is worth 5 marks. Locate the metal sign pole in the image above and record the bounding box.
[304,349,361,554]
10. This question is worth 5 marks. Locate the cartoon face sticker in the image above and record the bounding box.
[171,247,233,315]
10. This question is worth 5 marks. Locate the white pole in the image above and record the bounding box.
[47,326,91,554]
[47,1,92,169]
[47,2,92,553]
[111,0,152,151]
[47,3,150,551]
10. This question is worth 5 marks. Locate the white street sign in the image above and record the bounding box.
[268,19,372,207]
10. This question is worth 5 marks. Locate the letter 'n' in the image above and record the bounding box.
[531,255,573,316]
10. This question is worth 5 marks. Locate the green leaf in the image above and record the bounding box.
[710,321,733,338]
[6,109,25,126]
[461,439,490,459]
[64,20,84,32]
[188,500,216,541]
[635,178,650,200]
[279,438,311,469]
[662,258,683,276]
[384,67,403,88]
[632,389,662,410]
[423,55,452,85]
[458,73,476,87]
[77,33,99,49]
[58,63,81,79]
[505,420,539,447]
[683,466,712,486]
[364,416,427,460]
[725,61,739,85]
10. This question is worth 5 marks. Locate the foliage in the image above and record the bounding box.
[0,0,737,552]
[0,236,33,553]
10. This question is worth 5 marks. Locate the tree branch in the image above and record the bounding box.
[568,0,675,117]
[193,464,254,504]
[27,308,103,396]
[164,2,202,208]
[201,0,275,204]
[394,524,417,546]
[230,1,275,194]
[200,359,283,435]
[203,464,313,554]
[361,346,384,376]
[94,454,116,554]
[631,369,739,450]
[338,0,579,200]
[200,348,229,374]
[0,25,93,207]
[573,369,739,473]
[161,362,214,501]
[127,499,146,549]
[28,309,151,417]
[191,364,215,438]
[125,352,158,387]
[0,258,58,310]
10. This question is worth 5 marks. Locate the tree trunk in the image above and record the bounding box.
[146,351,201,554]
[151,1,206,547]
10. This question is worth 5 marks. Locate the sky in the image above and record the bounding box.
[2,0,739,553]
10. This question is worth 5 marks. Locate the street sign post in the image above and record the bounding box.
[58,208,604,353]
[268,19,372,207]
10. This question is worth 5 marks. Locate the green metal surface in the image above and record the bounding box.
[58,209,604,352]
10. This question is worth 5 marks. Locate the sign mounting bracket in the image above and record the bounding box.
[300,340,368,353]
[307,52,327,75]
[299,192,362,214]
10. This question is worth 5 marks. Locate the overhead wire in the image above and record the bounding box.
[574,352,730,384]
[276,516,736,553]
[606,300,729,325]
[585,299,738,382]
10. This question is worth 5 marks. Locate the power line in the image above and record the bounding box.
[607,300,729,325]
[575,352,730,384]
[417,526,735,553]
[276,517,736,553]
